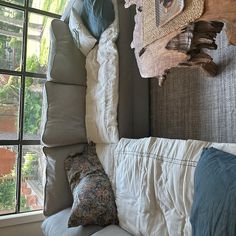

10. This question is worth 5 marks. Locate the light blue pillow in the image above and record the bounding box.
[190,147,236,236]
[80,0,115,39]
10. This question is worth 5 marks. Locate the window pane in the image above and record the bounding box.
[21,146,44,212]
[0,146,17,215]
[29,0,67,15]
[26,13,53,74]
[0,6,24,71]
[23,78,45,140]
[1,0,25,6]
[0,75,20,140]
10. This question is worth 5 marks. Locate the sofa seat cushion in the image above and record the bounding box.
[42,208,103,236]
[42,81,87,147]
[48,19,86,86]
[92,225,131,236]
[43,144,85,217]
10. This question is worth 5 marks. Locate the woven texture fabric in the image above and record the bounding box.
[151,32,236,143]
[143,0,205,46]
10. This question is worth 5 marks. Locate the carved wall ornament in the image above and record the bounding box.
[157,0,185,27]
[125,0,236,86]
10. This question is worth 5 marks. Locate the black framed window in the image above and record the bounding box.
[0,0,67,216]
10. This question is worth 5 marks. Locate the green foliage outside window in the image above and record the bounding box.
[0,56,44,135]
[0,151,38,212]
[0,177,30,212]
[0,178,31,212]
[0,178,15,211]
[0,153,37,213]
[22,152,37,177]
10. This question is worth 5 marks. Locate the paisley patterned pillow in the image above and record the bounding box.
[64,143,118,227]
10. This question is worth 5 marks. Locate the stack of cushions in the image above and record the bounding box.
[41,19,87,148]
[41,17,89,218]
[190,147,236,236]
[69,8,97,56]
[80,0,115,39]
[64,143,118,227]
[69,0,116,56]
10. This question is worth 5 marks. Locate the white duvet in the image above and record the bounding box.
[69,0,119,144]
[85,0,119,143]
[97,137,236,236]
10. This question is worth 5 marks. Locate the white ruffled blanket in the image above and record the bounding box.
[69,0,119,144]
[69,0,119,143]
[96,137,236,236]
[85,12,119,144]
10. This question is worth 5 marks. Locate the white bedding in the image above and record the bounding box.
[85,0,119,144]
[69,0,119,144]
[97,137,236,236]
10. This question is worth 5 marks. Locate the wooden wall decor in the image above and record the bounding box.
[126,0,236,86]
[156,0,185,27]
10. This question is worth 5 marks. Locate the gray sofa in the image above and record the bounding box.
[41,0,150,235]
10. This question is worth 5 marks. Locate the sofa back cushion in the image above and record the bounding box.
[43,144,85,216]
[41,81,87,147]
[48,19,86,85]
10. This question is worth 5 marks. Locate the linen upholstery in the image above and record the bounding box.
[43,144,86,217]
[42,208,103,236]
[48,19,86,86]
[41,81,87,147]
[151,32,236,143]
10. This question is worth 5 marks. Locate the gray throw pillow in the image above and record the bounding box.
[64,143,118,227]
[190,147,236,236]
[80,0,115,39]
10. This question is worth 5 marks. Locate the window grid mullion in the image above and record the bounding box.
[15,0,29,213]
[0,0,61,18]
[0,69,47,79]
[15,144,23,213]
[0,140,41,145]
